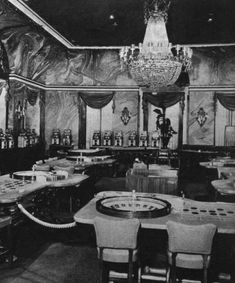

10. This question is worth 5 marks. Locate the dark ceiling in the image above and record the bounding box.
[21,0,235,46]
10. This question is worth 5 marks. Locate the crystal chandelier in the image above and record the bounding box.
[119,0,193,91]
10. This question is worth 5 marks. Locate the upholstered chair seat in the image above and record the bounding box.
[167,251,211,269]
[166,221,216,283]
[98,248,138,263]
[94,216,140,283]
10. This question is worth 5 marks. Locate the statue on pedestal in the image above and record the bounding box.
[154,108,177,149]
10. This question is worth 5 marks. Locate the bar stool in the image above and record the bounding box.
[94,216,140,283]
[166,221,216,283]
[0,216,13,267]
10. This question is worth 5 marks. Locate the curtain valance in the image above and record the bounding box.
[216,93,235,111]
[143,92,184,109]
[79,92,114,109]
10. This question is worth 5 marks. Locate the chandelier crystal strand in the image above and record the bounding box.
[119,3,192,91]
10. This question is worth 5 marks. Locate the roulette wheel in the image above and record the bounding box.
[96,195,171,218]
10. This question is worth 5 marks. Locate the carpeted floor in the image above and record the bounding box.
[9,243,99,283]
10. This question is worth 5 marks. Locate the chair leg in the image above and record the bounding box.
[7,223,13,267]
[171,253,177,283]
[99,258,103,283]
[137,266,141,283]
[203,268,208,283]
[99,248,106,283]
[128,250,133,283]
[203,255,208,283]
[166,267,170,283]
[128,261,133,283]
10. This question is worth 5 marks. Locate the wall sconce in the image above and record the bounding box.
[121,107,131,125]
[196,107,208,127]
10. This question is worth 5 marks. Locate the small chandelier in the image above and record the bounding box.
[119,0,193,91]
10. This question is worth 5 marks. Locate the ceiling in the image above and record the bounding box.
[13,0,235,46]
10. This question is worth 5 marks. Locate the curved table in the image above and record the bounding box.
[211,179,235,198]
[74,191,235,234]
[44,157,117,177]
[200,158,235,169]
[0,173,89,204]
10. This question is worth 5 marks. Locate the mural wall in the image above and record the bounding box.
[0,0,235,147]
[188,91,214,145]
[187,48,235,145]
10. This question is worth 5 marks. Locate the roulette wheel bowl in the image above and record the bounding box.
[96,196,171,218]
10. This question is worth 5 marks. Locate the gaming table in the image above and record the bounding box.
[0,173,89,204]
[74,191,235,234]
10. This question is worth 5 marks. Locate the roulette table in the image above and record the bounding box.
[0,176,46,204]
[96,195,171,218]
[0,173,89,204]
[74,191,235,234]
[0,172,90,227]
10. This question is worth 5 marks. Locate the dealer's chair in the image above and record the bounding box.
[166,221,216,283]
[0,216,13,267]
[94,216,140,283]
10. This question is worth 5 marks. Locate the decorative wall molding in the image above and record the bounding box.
[189,85,235,92]
[9,74,139,92]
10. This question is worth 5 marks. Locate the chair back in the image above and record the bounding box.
[94,217,140,250]
[166,221,216,255]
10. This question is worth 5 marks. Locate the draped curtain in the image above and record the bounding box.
[143,92,184,109]
[216,93,235,111]
[79,92,114,109]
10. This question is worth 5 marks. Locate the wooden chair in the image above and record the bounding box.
[166,221,216,283]
[94,216,140,283]
[0,216,13,267]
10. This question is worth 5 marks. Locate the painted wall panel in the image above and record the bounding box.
[188,92,214,145]
[45,91,78,148]
[113,91,139,147]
